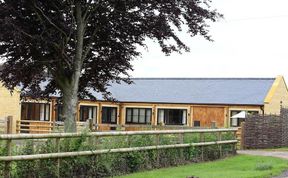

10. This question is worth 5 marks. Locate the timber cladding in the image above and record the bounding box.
[193,107,225,128]
[243,108,288,149]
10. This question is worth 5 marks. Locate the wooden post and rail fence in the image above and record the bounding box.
[15,119,88,134]
[0,128,238,178]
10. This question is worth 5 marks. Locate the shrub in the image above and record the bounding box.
[0,131,236,177]
[255,162,273,171]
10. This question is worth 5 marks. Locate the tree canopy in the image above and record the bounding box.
[0,0,221,132]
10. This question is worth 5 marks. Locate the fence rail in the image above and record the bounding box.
[0,128,238,178]
[16,120,88,134]
[16,119,223,134]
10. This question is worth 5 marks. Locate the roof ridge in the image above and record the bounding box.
[131,77,275,80]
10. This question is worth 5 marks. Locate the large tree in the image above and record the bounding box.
[0,0,221,132]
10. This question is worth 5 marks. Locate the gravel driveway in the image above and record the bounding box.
[237,150,288,159]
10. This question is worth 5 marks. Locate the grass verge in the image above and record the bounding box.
[118,154,288,178]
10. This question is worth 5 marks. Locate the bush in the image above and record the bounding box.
[255,162,273,171]
[0,132,236,177]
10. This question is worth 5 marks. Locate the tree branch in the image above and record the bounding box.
[33,1,68,40]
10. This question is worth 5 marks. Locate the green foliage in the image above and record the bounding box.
[0,140,6,177]
[0,132,236,177]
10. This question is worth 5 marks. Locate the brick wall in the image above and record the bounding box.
[243,108,288,149]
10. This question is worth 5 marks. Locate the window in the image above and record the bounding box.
[126,108,152,124]
[55,104,63,122]
[157,109,187,125]
[247,111,259,116]
[194,120,201,127]
[230,110,259,127]
[79,106,97,122]
[21,103,50,121]
[102,107,117,124]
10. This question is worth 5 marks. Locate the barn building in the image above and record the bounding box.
[18,76,288,131]
[1,75,288,133]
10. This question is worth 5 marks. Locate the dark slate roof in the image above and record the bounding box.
[93,78,275,105]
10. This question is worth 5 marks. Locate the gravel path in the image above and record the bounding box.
[237,150,288,159]
[237,150,288,178]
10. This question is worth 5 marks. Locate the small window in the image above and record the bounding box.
[230,110,244,127]
[102,107,117,124]
[194,121,200,127]
[79,106,97,122]
[157,109,187,125]
[126,108,152,124]
[230,110,259,127]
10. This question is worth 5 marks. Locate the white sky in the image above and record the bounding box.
[130,0,288,79]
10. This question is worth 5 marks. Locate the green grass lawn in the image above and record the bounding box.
[118,155,288,178]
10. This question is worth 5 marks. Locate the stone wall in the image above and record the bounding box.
[243,108,288,149]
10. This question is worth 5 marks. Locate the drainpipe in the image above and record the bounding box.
[260,106,264,116]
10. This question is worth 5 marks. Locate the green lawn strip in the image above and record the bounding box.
[118,155,288,178]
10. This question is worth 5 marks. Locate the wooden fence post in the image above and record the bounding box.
[52,120,56,132]
[6,116,13,134]
[179,133,184,159]
[217,132,222,157]
[88,119,93,131]
[56,137,60,178]
[240,122,245,150]
[155,133,160,167]
[200,132,204,161]
[4,138,12,178]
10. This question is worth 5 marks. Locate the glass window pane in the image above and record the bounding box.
[88,107,93,119]
[158,109,164,124]
[40,104,45,121]
[56,105,62,121]
[34,104,40,120]
[146,109,151,123]
[45,104,50,121]
[102,107,108,123]
[132,109,139,123]
[182,110,187,124]
[111,108,116,123]
[80,106,96,122]
[93,107,97,124]
[139,109,145,123]
[139,109,145,116]
[231,118,238,127]
[247,111,259,116]
[126,109,132,122]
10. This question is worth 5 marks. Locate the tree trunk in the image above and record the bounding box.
[61,1,84,132]
[62,83,78,132]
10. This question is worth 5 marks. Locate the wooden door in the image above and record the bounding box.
[193,106,225,128]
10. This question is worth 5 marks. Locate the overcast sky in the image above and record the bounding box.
[130,0,288,79]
